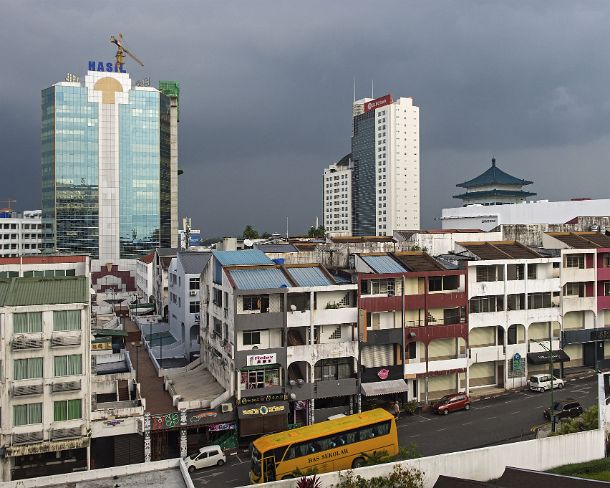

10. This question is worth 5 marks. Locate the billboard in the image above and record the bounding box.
[363,94,392,113]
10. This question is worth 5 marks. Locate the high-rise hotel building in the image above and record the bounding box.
[323,94,420,237]
[41,64,179,292]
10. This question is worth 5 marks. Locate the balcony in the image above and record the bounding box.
[405,322,468,343]
[365,327,403,345]
[562,296,596,313]
[561,267,595,284]
[50,424,83,441]
[51,332,81,348]
[11,334,43,351]
[425,292,467,309]
[287,341,357,365]
[314,377,358,398]
[285,381,314,401]
[404,357,468,376]
[468,281,506,298]
[598,295,610,311]
[526,278,561,294]
[287,310,311,327]
[92,399,145,419]
[11,381,44,397]
[528,339,560,354]
[359,295,402,313]
[12,430,43,445]
[468,311,504,329]
[234,347,287,370]
[235,311,283,330]
[469,345,505,364]
[313,307,358,326]
[51,380,82,393]
[598,267,610,281]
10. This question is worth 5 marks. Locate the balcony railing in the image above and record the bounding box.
[51,332,82,347]
[11,382,44,397]
[50,425,82,440]
[12,430,43,445]
[51,380,81,393]
[11,334,43,350]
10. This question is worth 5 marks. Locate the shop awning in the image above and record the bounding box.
[361,379,408,397]
[527,350,570,365]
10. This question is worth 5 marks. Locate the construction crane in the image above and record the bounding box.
[110,33,144,70]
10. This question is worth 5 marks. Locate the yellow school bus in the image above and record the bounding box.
[249,409,398,483]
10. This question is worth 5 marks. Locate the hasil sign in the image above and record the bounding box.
[364,94,392,112]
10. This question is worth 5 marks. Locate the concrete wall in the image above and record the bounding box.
[242,428,606,488]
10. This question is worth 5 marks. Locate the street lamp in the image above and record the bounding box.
[130,341,142,382]
[535,329,557,432]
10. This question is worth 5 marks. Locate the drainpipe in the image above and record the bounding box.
[402,275,406,401]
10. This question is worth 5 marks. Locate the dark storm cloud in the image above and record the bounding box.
[1,1,610,236]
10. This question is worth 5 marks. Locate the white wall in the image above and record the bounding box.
[244,429,606,488]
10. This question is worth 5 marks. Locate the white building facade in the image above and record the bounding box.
[441,198,610,232]
[0,210,50,258]
[351,95,420,236]
[323,154,353,236]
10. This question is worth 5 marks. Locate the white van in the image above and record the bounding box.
[528,374,565,392]
[184,445,226,473]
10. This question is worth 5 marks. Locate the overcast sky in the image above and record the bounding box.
[1,1,610,237]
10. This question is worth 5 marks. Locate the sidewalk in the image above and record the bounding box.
[124,317,176,414]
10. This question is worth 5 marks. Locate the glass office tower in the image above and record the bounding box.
[42,70,179,263]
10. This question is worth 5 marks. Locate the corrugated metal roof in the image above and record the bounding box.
[229,268,292,290]
[285,267,333,287]
[213,250,273,266]
[361,255,406,274]
[178,251,211,275]
[0,277,88,306]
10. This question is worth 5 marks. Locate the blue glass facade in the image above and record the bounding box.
[351,110,376,236]
[42,85,99,257]
[42,76,174,260]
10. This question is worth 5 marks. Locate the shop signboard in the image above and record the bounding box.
[246,353,277,366]
[209,422,235,432]
[187,409,218,426]
[237,401,288,419]
[236,393,288,406]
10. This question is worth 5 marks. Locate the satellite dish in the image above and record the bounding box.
[244,239,253,247]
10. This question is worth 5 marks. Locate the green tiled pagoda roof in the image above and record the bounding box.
[456,158,534,189]
[453,189,537,200]
[0,277,88,307]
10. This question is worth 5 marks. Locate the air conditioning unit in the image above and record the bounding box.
[189,290,197,296]
[221,403,233,413]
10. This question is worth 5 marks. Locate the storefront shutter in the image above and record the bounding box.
[361,345,393,368]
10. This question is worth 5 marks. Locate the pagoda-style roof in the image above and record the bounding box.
[457,158,534,189]
[453,189,537,201]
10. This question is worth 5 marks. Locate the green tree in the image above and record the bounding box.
[261,232,272,239]
[243,225,259,240]
[308,225,326,238]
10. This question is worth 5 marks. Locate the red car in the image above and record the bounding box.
[431,393,471,415]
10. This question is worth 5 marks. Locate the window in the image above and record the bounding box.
[429,275,459,292]
[240,367,281,390]
[14,403,42,426]
[528,293,552,309]
[243,330,261,346]
[605,282,610,296]
[213,288,223,307]
[507,294,526,311]
[189,301,200,314]
[360,279,400,296]
[189,278,200,290]
[314,358,353,381]
[14,358,43,380]
[54,354,82,376]
[14,312,42,333]
[53,310,81,331]
[507,264,525,280]
[53,399,82,421]
[566,254,585,269]
[469,296,503,313]
[213,318,222,338]
[476,265,503,282]
[564,283,585,297]
[243,295,270,312]
[527,264,537,279]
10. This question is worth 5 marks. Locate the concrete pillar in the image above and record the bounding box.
[180,428,188,457]
[144,413,152,462]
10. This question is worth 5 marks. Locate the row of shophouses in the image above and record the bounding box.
[1,230,610,480]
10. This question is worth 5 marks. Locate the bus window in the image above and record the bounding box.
[263,456,276,482]
[373,421,390,437]
[358,427,375,441]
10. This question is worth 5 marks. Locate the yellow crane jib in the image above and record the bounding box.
[110,33,144,71]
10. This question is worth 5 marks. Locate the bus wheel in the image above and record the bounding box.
[282,475,294,480]
[352,457,366,469]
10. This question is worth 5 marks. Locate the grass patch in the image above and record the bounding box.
[548,457,610,481]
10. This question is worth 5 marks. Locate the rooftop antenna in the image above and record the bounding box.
[491,154,496,167]
[110,33,144,69]
[1,198,16,212]
[353,78,356,103]
[286,216,289,240]
[371,79,374,98]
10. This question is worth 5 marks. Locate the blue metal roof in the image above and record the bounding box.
[229,268,292,290]
[361,255,407,274]
[286,267,333,287]
[212,250,273,266]
[456,158,534,189]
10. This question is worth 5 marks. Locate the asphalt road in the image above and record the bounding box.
[190,376,598,488]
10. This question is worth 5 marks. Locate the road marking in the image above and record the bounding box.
[510,411,520,415]
[462,421,473,425]
[487,416,497,420]
[416,414,432,421]
[235,454,243,463]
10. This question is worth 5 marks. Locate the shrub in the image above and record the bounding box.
[296,474,322,488]
[334,465,424,488]
[395,443,421,460]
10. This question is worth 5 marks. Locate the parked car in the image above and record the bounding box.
[543,399,583,421]
[528,374,564,392]
[184,445,226,473]
[431,393,471,415]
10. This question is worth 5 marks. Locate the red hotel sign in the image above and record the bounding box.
[364,94,392,112]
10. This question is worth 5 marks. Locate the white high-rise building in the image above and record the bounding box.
[323,154,353,236]
[351,95,420,236]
